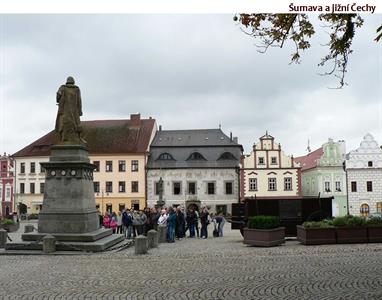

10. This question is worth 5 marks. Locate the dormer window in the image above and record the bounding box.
[187,152,206,161]
[258,157,265,165]
[157,153,175,160]
[218,152,236,160]
[368,161,373,167]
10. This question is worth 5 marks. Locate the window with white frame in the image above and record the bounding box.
[258,157,265,165]
[335,181,341,192]
[324,181,331,192]
[268,178,277,191]
[271,157,277,164]
[284,177,292,191]
[249,178,257,191]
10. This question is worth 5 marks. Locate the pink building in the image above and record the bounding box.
[0,153,14,217]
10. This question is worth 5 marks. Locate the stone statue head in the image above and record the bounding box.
[66,76,75,85]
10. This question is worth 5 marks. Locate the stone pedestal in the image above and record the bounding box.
[158,225,167,243]
[147,230,158,248]
[15,144,124,252]
[43,235,56,253]
[135,235,148,255]
[0,229,7,248]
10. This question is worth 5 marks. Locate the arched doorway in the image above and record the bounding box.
[5,206,10,216]
[360,203,370,217]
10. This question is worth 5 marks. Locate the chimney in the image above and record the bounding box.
[130,113,141,125]
[230,132,232,141]
[159,125,162,131]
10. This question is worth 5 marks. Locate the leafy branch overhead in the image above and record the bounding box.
[234,14,378,88]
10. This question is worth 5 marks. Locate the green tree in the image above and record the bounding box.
[234,14,381,88]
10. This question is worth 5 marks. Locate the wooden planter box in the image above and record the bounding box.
[367,226,382,243]
[243,227,285,247]
[0,223,20,232]
[335,227,368,244]
[296,225,336,245]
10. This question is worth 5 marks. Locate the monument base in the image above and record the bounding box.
[7,229,124,252]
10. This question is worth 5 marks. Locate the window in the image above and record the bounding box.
[30,162,35,174]
[207,182,215,195]
[216,205,227,215]
[284,177,292,191]
[225,182,233,195]
[131,181,139,193]
[94,182,100,193]
[187,152,206,160]
[268,178,277,191]
[20,163,25,174]
[173,182,181,195]
[6,187,10,198]
[30,183,35,194]
[20,183,25,194]
[377,202,382,213]
[351,181,357,192]
[154,182,161,195]
[131,160,139,172]
[360,203,370,217]
[106,161,113,172]
[40,183,45,194]
[368,161,373,167]
[271,157,277,164]
[119,181,126,193]
[188,182,196,195]
[106,181,113,193]
[324,181,331,192]
[132,201,140,210]
[335,181,341,192]
[106,204,113,214]
[367,181,373,192]
[118,160,126,172]
[218,152,236,160]
[258,157,264,165]
[93,161,100,172]
[40,165,45,173]
[157,153,175,160]
[249,178,257,191]
[119,203,126,212]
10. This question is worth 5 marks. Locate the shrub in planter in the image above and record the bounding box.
[243,216,285,247]
[0,219,19,232]
[366,217,382,243]
[333,215,367,244]
[297,221,336,245]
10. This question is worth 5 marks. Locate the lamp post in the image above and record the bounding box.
[101,190,104,215]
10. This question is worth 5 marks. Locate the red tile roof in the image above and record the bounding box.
[294,147,323,171]
[12,118,156,157]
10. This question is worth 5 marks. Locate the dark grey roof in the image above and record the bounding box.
[151,129,241,148]
[148,129,243,169]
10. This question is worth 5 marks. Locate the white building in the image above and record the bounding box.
[346,133,382,216]
[146,128,243,215]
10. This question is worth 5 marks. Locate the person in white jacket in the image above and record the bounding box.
[158,209,168,225]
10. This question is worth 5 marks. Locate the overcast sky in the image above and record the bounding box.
[1,14,381,157]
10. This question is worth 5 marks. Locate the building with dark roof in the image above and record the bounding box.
[146,128,243,214]
[0,153,14,217]
[13,114,157,215]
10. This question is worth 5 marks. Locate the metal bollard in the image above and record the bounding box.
[0,229,7,248]
[158,225,167,243]
[135,235,148,255]
[43,235,56,253]
[24,225,35,233]
[147,230,158,248]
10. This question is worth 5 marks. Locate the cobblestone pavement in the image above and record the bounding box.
[1,224,382,300]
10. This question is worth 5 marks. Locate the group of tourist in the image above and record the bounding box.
[99,206,226,243]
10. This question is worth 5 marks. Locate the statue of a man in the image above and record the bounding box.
[55,76,84,144]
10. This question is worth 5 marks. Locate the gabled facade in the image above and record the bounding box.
[345,133,382,216]
[0,153,14,217]
[13,114,156,215]
[241,132,302,201]
[294,139,347,216]
[146,128,243,214]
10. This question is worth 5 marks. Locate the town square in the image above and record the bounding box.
[1,11,382,300]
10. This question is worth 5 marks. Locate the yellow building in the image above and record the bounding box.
[240,131,302,201]
[13,114,156,215]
